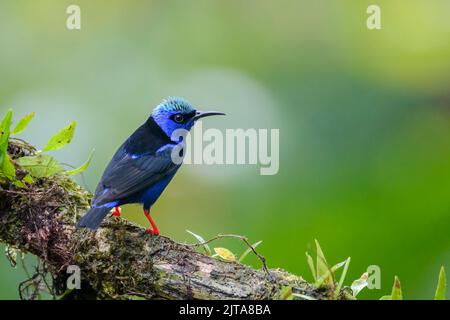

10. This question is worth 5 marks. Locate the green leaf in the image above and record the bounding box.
[379,295,392,300]
[12,112,35,134]
[0,109,13,133]
[315,259,346,287]
[335,257,351,296]
[186,229,211,255]
[66,149,94,175]
[351,272,369,297]
[306,252,317,281]
[238,240,262,262]
[13,180,27,189]
[277,286,293,300]
[1,154,16,180]
[0,109,13,164]
[13,173,34,188]
[434,266,446,300]
[315,239,333,286]
[391,276,403,300]
[214,247,236,262]
[43,121,76,152]
[16,154,64,178]
[22,174,34,184]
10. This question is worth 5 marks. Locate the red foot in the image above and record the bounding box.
[112,206,121,217]
[144,209,159,236]
[146,228,158,235]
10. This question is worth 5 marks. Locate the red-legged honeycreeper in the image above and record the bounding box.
[76,97,225,235]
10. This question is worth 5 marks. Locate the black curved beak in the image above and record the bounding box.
[193,110,226,121]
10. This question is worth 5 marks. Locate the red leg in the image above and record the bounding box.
[144,209,159,236]
[112,206,121,217]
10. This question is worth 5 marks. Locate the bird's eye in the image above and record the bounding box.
[173,114,184,123]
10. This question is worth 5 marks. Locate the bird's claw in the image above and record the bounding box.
[112,206,121,217]
[146,228,159,236]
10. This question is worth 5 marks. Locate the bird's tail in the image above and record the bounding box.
[76,206,112,230]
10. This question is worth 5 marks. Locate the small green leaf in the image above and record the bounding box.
[239,240,262,262]
[0,109,13,133]
[22,174,34,184]
[0,109,13,162]
[434,266,446,300]
[379,277,402,300]
[43,121,76,152]
[66,149,94,175]
[12,180,27,189]
[13,173,34,188]
[335,257,351,296]
[315,239,331,284]
[16,154,64,178]
[214,247,236,262]
[351,272,369,297]
[1,154,16,180]
[391,276,403,300]
[306,252,317,281]
[12,112,35,134]
[315,259,346,287]
[277,286,293,300]
[186,229,211,255]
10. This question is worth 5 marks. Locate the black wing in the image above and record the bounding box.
[92,145,180,206]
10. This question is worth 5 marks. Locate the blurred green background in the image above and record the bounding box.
[1,0,450,299]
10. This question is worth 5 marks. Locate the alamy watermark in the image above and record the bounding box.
[66,5,81,30]
[66,4,381,32]
[66,265,81,289]
[170,122,280,176]
[367,4,381,30]
[367,265,381,290]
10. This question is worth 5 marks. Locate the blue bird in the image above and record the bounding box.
[76,97,225,235]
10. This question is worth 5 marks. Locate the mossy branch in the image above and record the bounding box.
[0,140,349,300]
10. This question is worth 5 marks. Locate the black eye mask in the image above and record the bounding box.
[170,110,196,124]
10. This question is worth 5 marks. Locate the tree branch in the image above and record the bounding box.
[0,140,349,300]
